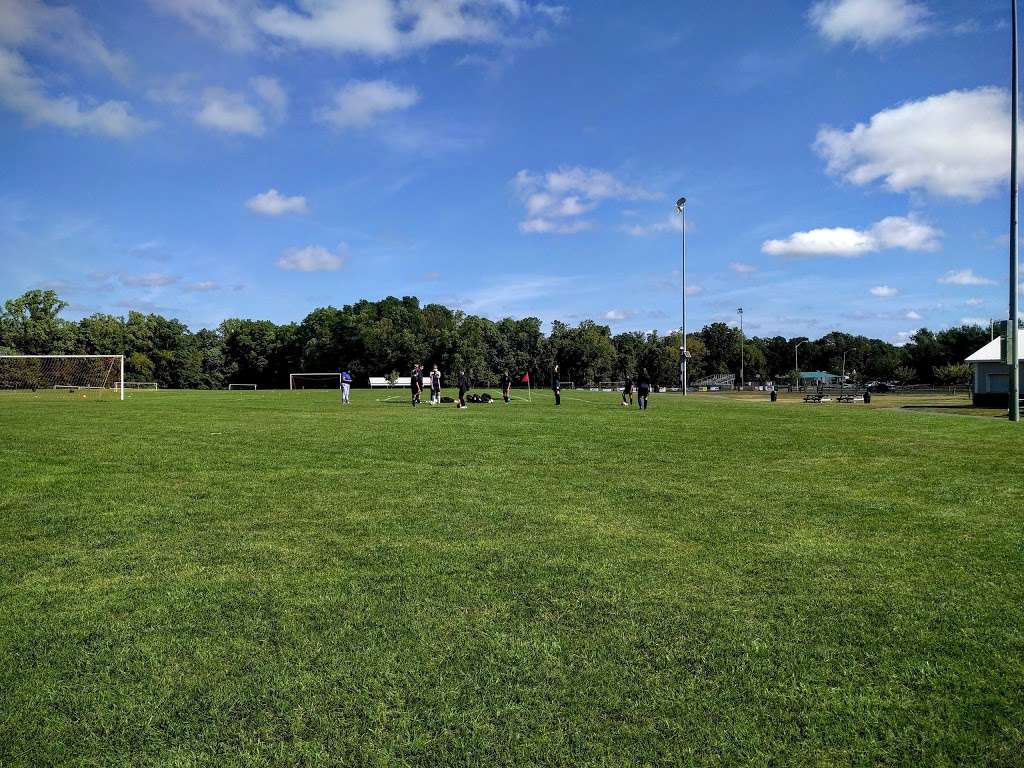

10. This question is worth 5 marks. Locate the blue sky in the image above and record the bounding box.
[0,0,1018,342]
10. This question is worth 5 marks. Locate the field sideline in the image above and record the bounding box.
[1,389,1022,766]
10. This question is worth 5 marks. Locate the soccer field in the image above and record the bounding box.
[1,390,1021,766]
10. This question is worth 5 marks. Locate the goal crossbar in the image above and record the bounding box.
[289,372,341,390]
[0,354,124,400]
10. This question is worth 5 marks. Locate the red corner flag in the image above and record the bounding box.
[521,372,530,383]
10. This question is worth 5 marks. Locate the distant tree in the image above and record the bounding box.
[1,289,77,354]
[934,363,971,386]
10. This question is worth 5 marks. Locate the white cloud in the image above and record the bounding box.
[937,269,997,286]
[601,308,636,322]
[0,0,131,80]
[318,79,419,130]
[964,297,984,306]
[729,261,757,274]
[121,272,178,288]
[905,309,922,320]
[277,244,348,272]
[195,87,264,135]
[254,0,562,55]
[762,215,941,257]
[961,317,988,326]
[147,0,259,52]
[624,214,685,237]
[809,0,930,47]
[815,87,1010,200]
[514,166,656,235]
[246,188,308,216]
[249,76,287,121]
[870,285,898,297]
[0,48,150,138]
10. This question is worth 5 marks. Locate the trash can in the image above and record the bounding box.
[863,390,871,404]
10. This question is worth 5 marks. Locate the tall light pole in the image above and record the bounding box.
[1011,0,1021,421]
[737,307,744,388]
[676,197,688,395]
[795,339,808,388]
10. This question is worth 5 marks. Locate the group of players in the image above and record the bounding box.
[398,363,654,410]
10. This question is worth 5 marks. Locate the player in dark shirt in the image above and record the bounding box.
[637,368,652,410]
[411,364,423,406]
[552,365,561,406]
[622,375,633,407]
[500,370,512,403]
[457,370,469,409]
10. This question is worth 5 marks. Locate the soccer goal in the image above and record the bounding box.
[0,355,124,400]
[289,372,341,390]
[121,381,158,390]
[228,383,257,390]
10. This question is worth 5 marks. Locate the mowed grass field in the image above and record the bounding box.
[1,388,1022,767]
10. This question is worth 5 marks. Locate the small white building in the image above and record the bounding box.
[965,336,1024,406]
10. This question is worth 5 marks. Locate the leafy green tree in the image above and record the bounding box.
[1,290,77,353]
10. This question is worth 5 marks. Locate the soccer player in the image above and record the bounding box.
[552,364,561,406]
[622,375,633,407]
[637,368,652,410]
[457,369,469,409]
[411,363,423,407]
[430,364,442,404]
[341,370,352,405]
[500,370,512,403]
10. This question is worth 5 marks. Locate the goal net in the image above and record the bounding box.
[0,355,124,400]
[228,383,257,390]
[290,372,341,390]
[121,381,158,390]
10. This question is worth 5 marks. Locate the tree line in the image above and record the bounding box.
[0,289,991,389]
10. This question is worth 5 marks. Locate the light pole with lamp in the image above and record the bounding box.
[1010,0,1021,421]
[676,197,688,395]
[795,339,808,390]
[737,307,745,388]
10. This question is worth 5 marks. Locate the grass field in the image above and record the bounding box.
[1,388,1022,766]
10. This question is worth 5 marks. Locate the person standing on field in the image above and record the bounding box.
[411,363,423,407]
[341,370,352,405]
[430,364,441,405]
[457,369,469,409]
[552,364,561,406]
[500,370,512,403]
[622,375,633,407]
[637,367,652,410]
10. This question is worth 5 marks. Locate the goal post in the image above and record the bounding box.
[0,354,124,400]
[228,383,257,390]
[289,372,342,390]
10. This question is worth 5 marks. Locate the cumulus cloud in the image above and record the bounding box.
[815,87,1010,200]
[195,87,264,135]
[0,0,131,80]
[937,269,997,286]
[601,308,636,322]
[809,0,930,47]
[729,261,757,274]
[246,188,308,216]
[277,244,348,272]
[762,215,941,257]
[0,48,151,138]
[318,79,419,129]
[905,309,922,320]
[249,75,287,121]
[151,0,566,58]
[514,166,656,235]
[870,285,898,297]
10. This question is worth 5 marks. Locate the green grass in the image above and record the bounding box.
[1,389,1022,767]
